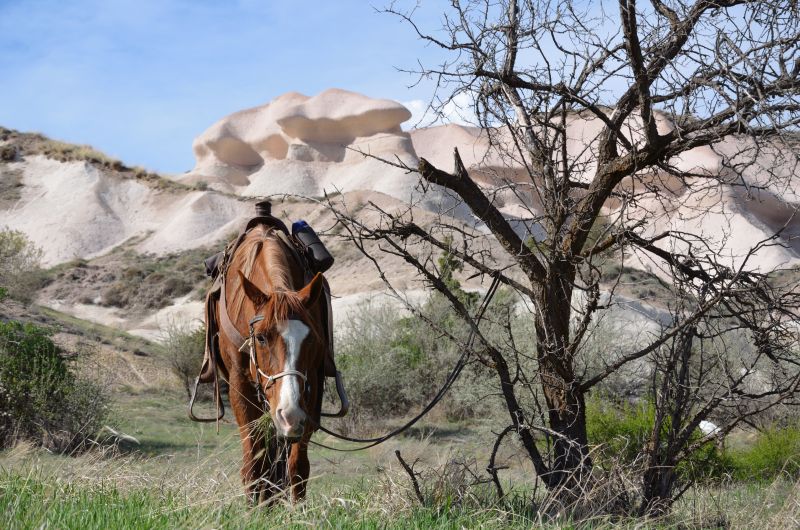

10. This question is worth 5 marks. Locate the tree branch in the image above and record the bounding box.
[418,149,547,281]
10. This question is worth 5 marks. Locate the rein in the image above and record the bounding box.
[309,274,501,452]
[191,220,500,453]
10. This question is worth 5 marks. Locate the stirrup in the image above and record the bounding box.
[187,376,225,422]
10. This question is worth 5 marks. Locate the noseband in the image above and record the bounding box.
[240,314,308,403]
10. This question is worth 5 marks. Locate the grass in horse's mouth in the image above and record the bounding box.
[252,414,276,444]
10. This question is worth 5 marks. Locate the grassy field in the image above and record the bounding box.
[1,384,799,528]
[0,389,537,529]
[0,310,799,529]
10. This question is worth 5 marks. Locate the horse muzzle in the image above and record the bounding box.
[275,406,307,440]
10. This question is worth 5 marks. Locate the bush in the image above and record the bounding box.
[587,398,655,463]
[730,424,800,480]
[0,228,46,302]
[331,287,522,423]
[586,397,732,481]
[0,145,16,162]
[333,302,442,419]
[330,242,533,424]
[0,321,108,453]
[162,322,206,397]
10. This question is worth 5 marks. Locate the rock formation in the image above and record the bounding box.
[0,89,797,338]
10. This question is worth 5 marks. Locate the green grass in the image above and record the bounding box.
[728,425,800,480]
[2,465,799,529]
[2,388,800,529]
[0,471,543,530]
[0,387,530,527]
[110,391,241,462]
[0,382,542,528]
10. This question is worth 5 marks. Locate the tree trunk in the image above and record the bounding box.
[534,262,592,487]
[639,460,678,517]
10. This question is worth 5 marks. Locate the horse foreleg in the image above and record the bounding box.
[227,371,273,504]
[287,439,311,502]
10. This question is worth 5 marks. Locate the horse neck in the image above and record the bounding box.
[256,237,297,292]
[228,233,303,328]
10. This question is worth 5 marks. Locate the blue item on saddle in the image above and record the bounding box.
[292,220,334,273]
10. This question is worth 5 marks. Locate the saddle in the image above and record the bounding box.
[188,201,347,424]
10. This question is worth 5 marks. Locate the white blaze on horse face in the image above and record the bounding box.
[276,319,310,427]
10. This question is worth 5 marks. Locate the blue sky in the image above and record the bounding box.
[0,0,446,173]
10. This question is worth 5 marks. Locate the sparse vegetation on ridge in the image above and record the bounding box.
[100,248,210,311]
[40,244,214,314]
[0,126,206,192]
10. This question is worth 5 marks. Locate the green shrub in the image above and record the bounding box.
[587,398,654,462]
[161,322,206,397]
[331,286,524,422]
[333,302,442,418]
[586,397,731,480]
[0,321,108,453]
[0,228,46,302]
[330,237,535,423]
[730,425,800,480]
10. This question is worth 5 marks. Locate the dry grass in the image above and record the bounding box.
[0,126,206,192]
[0,165,23,207]
[3,436,799,529]
[35,140,121,167]
[672,476,800,529]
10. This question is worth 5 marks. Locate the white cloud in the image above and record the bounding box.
[402,99,430,128]
[400,91,478,129]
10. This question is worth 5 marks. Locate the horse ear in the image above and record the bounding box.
[238,271,269,306]
[298,272,324,308]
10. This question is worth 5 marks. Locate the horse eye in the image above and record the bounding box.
[256,334,267,346]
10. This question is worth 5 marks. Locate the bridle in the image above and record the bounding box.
[240,314,309,409]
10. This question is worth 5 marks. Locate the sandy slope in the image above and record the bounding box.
[0,156,251,266]
[0,89,797,338]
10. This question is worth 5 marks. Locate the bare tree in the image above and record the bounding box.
[325,0,800,514]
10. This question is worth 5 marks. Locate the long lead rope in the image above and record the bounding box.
[309,274,502,452]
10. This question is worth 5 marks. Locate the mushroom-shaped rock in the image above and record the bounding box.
[182,89,415,193]
[275,88,411,143]
[193,92,311,166]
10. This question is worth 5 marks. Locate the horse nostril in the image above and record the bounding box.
[276,407,305,433]
[276,408,288,428]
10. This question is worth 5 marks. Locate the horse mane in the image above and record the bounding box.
[227,226,313,329]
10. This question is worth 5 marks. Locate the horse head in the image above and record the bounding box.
[238,270,326,440]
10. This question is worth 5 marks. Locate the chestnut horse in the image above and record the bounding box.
[214,225,327,504]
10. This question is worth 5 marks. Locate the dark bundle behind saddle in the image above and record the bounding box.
[188,201,347,423]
